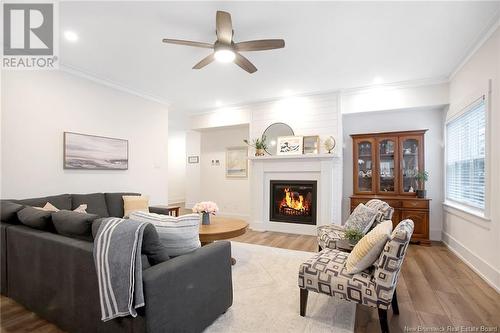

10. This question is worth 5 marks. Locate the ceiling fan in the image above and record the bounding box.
[162,11,285,74]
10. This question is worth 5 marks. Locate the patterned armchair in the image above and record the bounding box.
[299,219,414,333]
[317,199,394,251]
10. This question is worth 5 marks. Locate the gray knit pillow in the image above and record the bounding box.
[344,203,378,234]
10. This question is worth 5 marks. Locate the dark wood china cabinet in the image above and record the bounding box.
[350,130,430,245]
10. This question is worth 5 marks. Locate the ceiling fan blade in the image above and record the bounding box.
[192,53,215,69]
[162,38,213,49]
[235,39,285,52]
[216,11,233,44]
[234,53,257,74]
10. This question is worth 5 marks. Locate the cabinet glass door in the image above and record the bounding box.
[377,138,397,193]
[400,136,422,194]
[355,139,375,193]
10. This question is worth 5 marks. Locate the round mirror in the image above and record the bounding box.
[262,122,294,155]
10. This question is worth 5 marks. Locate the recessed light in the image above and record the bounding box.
[64,30,78,42]
[373,76,384,85]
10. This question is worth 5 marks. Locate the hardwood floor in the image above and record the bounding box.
[1,229,499,332]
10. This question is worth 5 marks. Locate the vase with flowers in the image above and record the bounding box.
[192,201,219,225]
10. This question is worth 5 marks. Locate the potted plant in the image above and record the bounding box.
[343,228,364,246]
[415,170,429,198]
[192,201,219,225]
[243,135,267,156]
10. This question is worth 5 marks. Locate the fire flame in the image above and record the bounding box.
[280,188,308,211]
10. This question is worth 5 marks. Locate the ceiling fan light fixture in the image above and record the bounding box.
[214,49,235,63]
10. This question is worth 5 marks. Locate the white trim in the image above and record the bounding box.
[443,201,491,229]
[60,64,170,107]
[442,231,500,293]
[449,15,500,81]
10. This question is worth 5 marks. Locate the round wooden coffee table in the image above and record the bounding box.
[199,216,248,265]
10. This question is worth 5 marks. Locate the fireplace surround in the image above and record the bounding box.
[270,180,317,225]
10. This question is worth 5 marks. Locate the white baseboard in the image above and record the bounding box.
[442,231,500,293]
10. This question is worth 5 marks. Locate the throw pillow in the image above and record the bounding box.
[73,204,88,213]
[129,211,201,256]
[344,203,378,234]
[345,220,393,274]
[91,217,170,265]
[17,206,53,230]
[123,195,149,218]
[52,210,99,241]
[1,201,24,223]
[35,202,88,213]
[37,202,59,212]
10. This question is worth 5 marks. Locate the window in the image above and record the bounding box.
[446,97,486,210]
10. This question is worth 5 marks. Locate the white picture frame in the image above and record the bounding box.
[277,136,303,155]
[226,146,248,178]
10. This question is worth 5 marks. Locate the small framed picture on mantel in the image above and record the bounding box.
[303,135,320,154]
[277,136,303,156]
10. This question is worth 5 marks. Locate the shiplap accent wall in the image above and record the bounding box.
[248,93,341,153]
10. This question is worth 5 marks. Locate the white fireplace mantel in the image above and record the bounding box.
[249,154,342,235]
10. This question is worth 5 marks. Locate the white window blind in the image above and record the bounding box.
[446,97,486,210]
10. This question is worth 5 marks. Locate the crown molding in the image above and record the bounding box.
[449,13,500,81]
[339,76,449,96]
[59,63,170,107]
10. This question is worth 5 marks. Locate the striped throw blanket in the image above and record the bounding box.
[93,218,148,321]
[129,211,201,256]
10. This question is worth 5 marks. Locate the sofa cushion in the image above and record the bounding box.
[15,194,72,211]
[345,220,392,274]
[71,193,109,217]
[17,206,53,230]
[1,201,24,224]
[105,192,140,218]
[344,203,378,234]
[52,210,99,241]
[91,218,169,265]
[129,211,201,256]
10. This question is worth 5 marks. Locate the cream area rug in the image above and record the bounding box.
[205,242,356,333]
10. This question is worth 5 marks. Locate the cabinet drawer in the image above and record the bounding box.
[402,200,428,209]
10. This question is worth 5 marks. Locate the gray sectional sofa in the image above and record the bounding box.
[0,193,233,333]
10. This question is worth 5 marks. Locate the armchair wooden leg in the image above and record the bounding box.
[391,289,400,315]
[378,308,389,333]
[300,288,308,317]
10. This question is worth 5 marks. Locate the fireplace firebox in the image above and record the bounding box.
[269,180,317,225]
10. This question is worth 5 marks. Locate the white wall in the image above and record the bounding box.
[1,70,169,204]
[185,130,201,209]
[342,107,445,240]
[199,125,250,219]
[443,25,500,291]
[167,129,186,204]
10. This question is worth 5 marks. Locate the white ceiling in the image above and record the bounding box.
[60,1,500,113]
